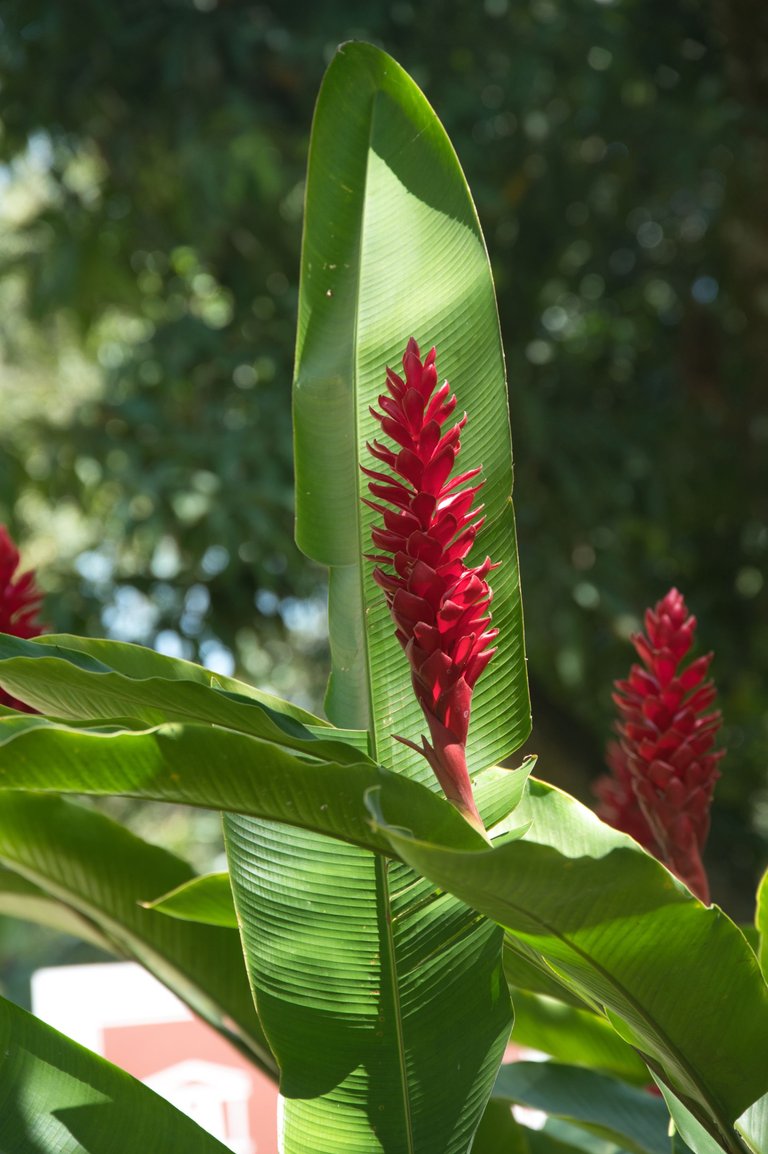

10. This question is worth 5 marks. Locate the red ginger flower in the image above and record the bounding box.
[594,588,723,903]
[0,525,45,712]
[363,338,497,835]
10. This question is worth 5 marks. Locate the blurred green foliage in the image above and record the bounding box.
[0,0,766,911]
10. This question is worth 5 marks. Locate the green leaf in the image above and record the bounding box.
[0,792,273,1074]
[507,989,648,1085]
[0,627,322,724]
[477,759,536,836]
[756,867,768,980]
[0,992,231,1154]
[493,1062,672,1154]
[145,873,238,929]
[0,713,524,855]
[0,633,365,764]
[369,779,768,1154]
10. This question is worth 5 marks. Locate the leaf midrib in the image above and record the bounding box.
[377,855,416,1153]
[351,73,417,1154]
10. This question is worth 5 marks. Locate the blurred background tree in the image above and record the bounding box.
[0,0,765,971]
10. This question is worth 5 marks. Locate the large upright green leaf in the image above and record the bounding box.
[224,756,530,1153]
[293,41,529,771]
[226,816,511,1154]
[0,992,231,1154]
[226,40,531,1154]
[369,779,768,1154]
[0,792,272,1073]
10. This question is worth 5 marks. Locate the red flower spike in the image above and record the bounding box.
[364,338,496,837]
[594,588,723,903]
[0,525,45,712]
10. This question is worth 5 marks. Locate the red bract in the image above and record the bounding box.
[0,524,45,712]
[363,338,496,835]
[594,588,723,903]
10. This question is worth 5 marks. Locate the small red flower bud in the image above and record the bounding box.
[0,525,45,712]
[364,339,496,835]
[594,588,723,902]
